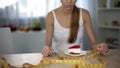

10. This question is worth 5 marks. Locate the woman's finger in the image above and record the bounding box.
[45,47,53,55]
[42,47,52,56]
[97,45,105,53]
[100,43,109,54]
[104,45,109,54]
[105,50,110,54]
[102,43,109,53]
[97,45,102,52]
[50,48,54,53]
[41,46,54,56]
[42,48,48,56]
[102,46,107,54]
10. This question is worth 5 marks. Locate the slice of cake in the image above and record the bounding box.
[68,45,81,55]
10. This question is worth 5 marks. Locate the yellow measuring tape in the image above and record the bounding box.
[0,50,106,68]
[40,58,106,68]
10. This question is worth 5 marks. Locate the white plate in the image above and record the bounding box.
[64,50,88,56]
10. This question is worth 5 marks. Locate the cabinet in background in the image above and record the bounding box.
[12,30,46,53]
[98,0,120,48]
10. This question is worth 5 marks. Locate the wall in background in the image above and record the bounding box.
[0,0,98,53]
[84,0,98,50]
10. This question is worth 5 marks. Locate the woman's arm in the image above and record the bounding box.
[83,9,97,48]
[83,9,109,54]
[46,12,54,47]
[42,11,54,56]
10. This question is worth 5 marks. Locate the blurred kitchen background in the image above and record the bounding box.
[0,0,120,54]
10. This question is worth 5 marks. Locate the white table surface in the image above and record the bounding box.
[0,49,120,68]
[0,53,43,67]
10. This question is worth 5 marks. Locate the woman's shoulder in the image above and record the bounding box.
[78,8,89,13]
[47,8,59,17]
[82,8,90,15]
[80,8,91,24]
[46,11,54,24]
[48,7,60,14]
[47,11,53,17]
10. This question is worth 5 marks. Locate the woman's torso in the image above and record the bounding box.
[52,8,84,52]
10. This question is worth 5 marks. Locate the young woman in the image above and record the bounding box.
[42,0,109,56]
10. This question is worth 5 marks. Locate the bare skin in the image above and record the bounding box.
[42,0,109,56]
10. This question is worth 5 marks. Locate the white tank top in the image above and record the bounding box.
[52,8,84,52]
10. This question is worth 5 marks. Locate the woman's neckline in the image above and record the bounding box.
[54,9,70,30]
[56,19,70,30]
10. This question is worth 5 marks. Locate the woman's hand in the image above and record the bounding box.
[94,43,110,55]
[41,46,54,57]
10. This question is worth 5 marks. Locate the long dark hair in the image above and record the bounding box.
[68,6,79,43]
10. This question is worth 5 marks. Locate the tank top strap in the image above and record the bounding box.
[52,11,57,21]
[80,8,83,25]
[52,10,60,27]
